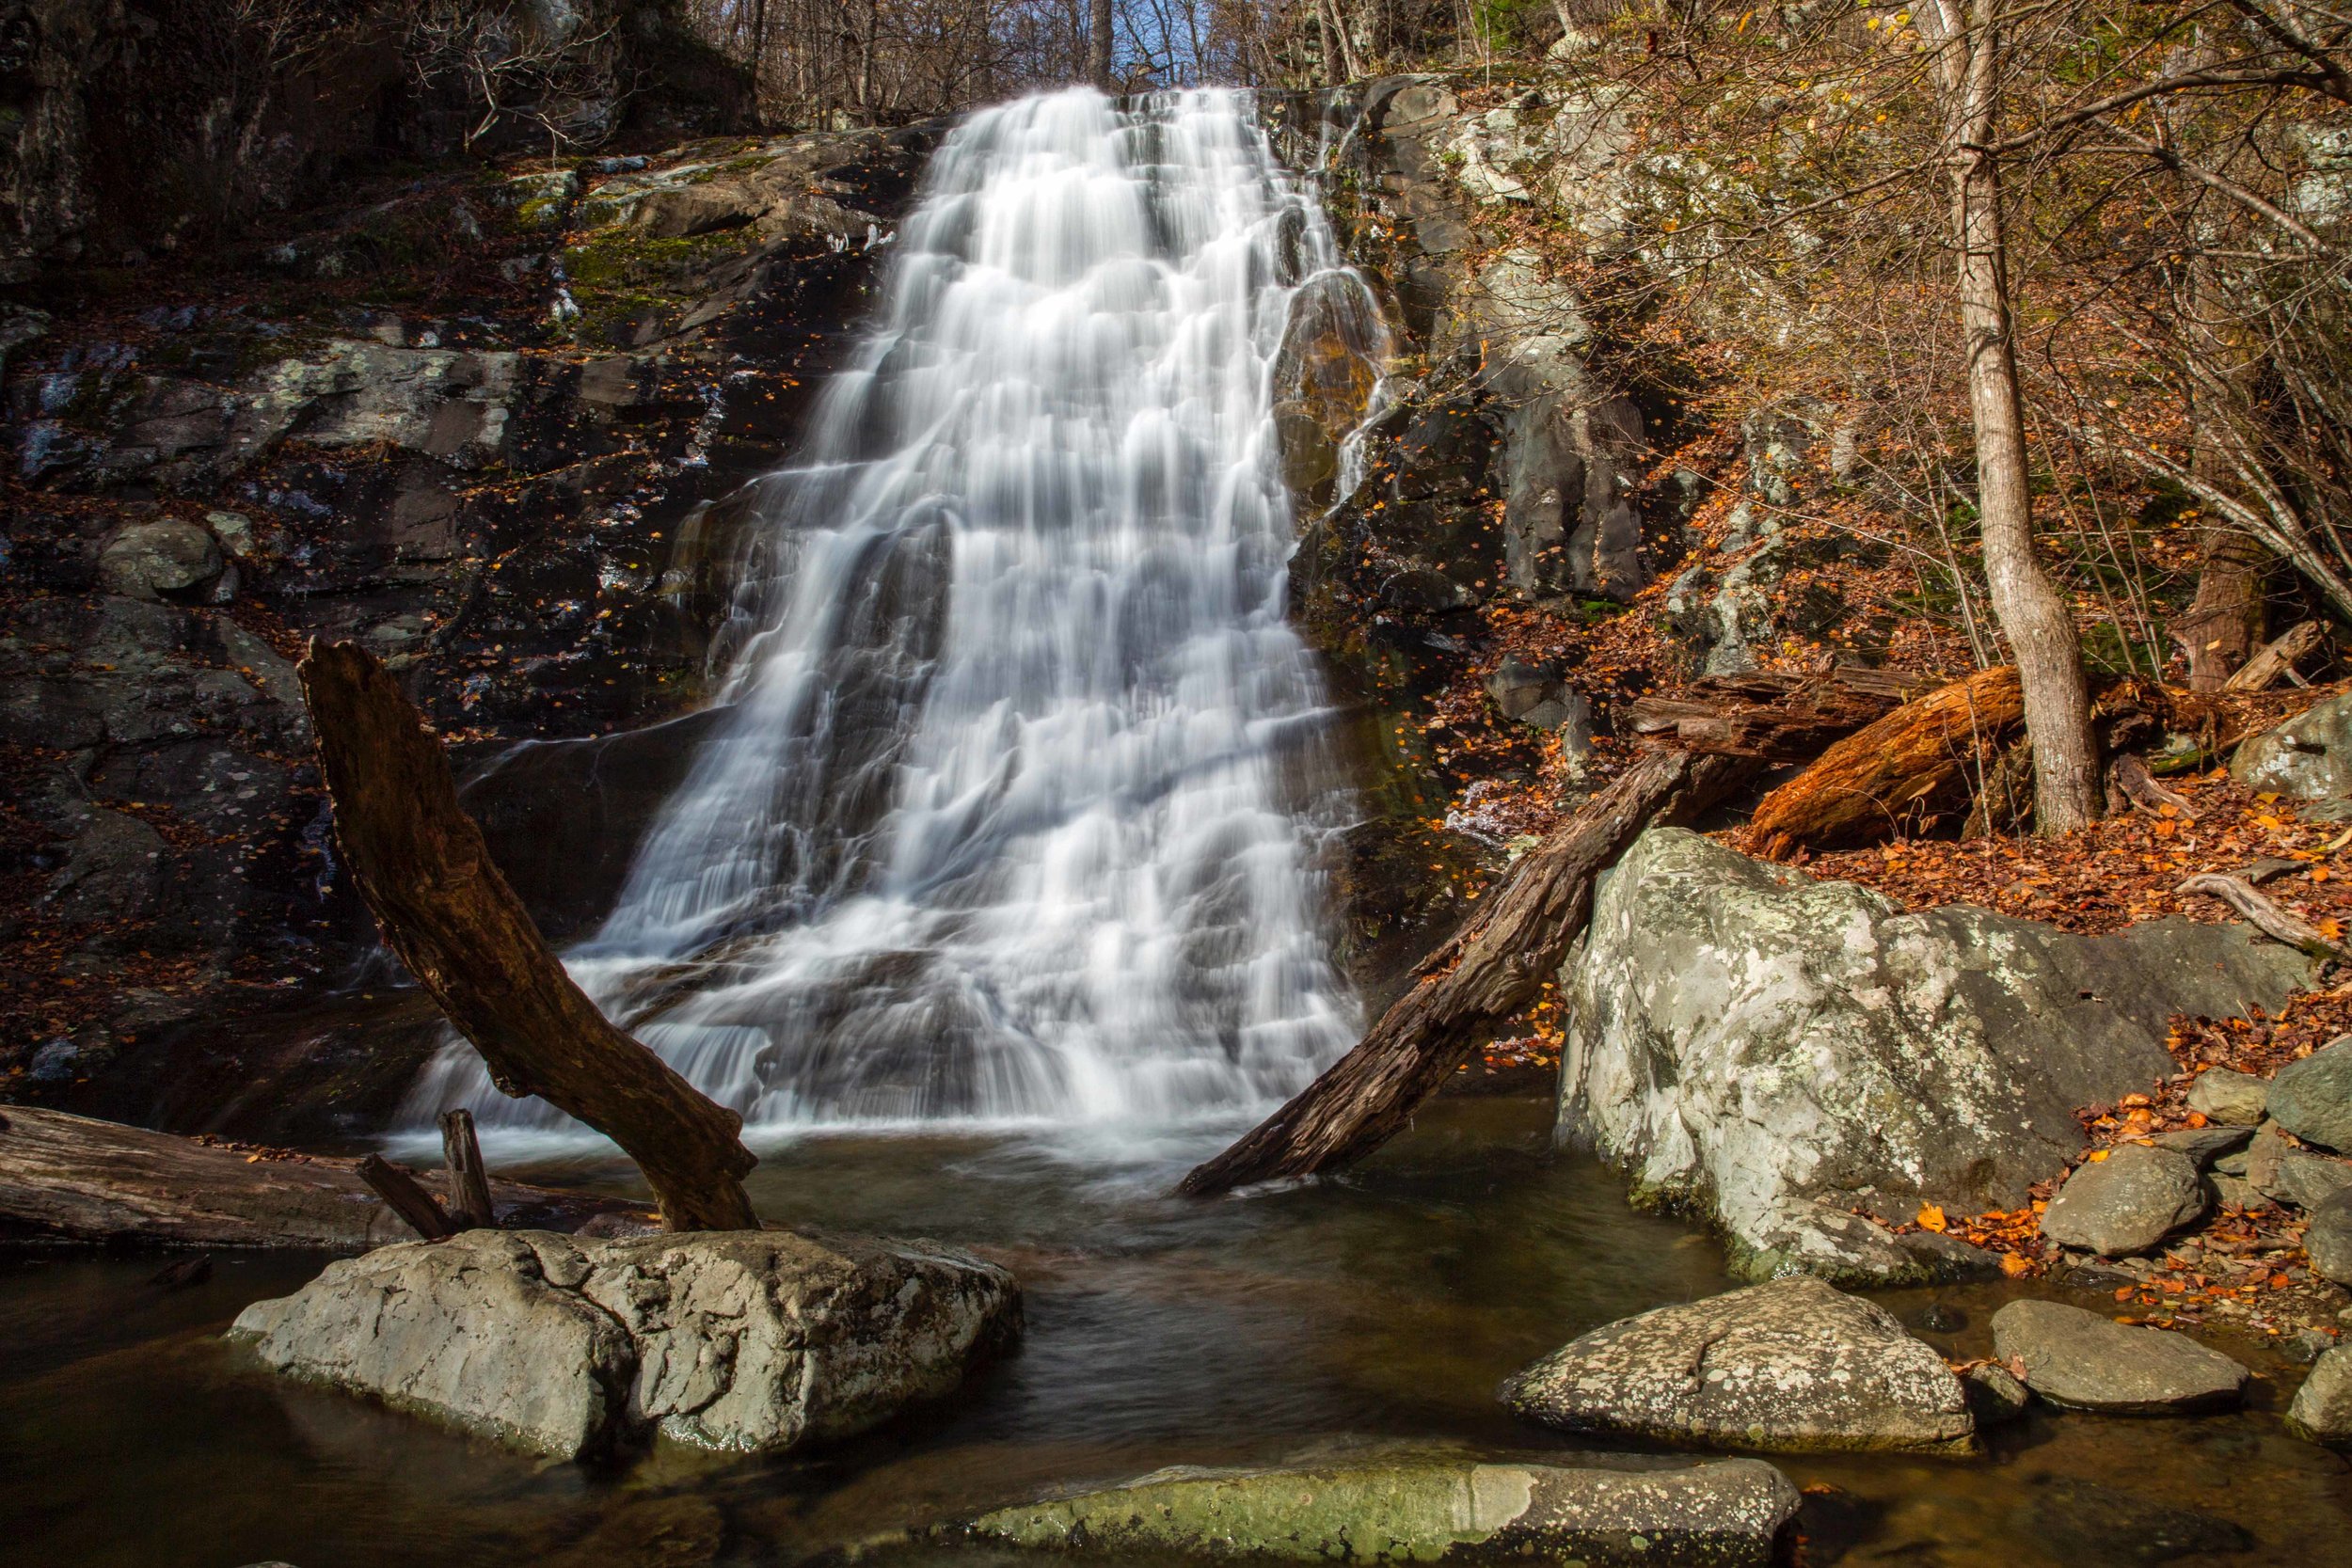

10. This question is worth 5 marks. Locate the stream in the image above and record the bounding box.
[5,1100,2347,1565]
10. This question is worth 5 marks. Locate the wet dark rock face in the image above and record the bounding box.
[1,119,940,1125]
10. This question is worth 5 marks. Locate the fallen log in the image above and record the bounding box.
[1178,747,1754,1196]
[1748,666,2026,859]
[298,641,758,1232]
[1626,666,1942,761]
[0,1106,646,1249]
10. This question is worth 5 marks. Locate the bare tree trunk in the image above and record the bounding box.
[1089,0,1114,87]
[297,641,759,1232]
[1179,749,1753,1196]
[1322,0,1368,81]
[1929,0,2100,832]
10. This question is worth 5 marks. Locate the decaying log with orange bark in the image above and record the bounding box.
[1747,666,2026,859]
[298,641,758,1232]
[1179,747,1756,1196]
[1626,666,1943,761]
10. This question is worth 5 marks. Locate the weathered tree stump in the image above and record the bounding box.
[439,1109,497,1229]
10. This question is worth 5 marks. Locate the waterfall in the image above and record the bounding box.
[411,87,1377,1140]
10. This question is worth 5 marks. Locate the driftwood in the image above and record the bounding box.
[1625,666,1941,761]
[298,641,758,1232]
[2110,752,2199,820]
[1749,666,2026,858]
[2223,620,2322,693]
[357,1154,459,1242]
[2176,873,2349,961]
[0,1106,644,1249]
[1179,747,1754,1196]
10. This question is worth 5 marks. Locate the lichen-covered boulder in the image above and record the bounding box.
[2233,690,2352,816]
[230,1227,1018,1459]
[97,519,223,601]
[2039,1145,2207,1257]
[1991,1300,2248,1415]
[948,1451,1799,1568]
[1557,829,2312,1283]
[1501,1277,1975,1454]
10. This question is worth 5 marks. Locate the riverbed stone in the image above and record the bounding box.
[2185,1069,2270,1127]
[230,1227,1019,1459]
[2039,1146,2207,1257]
[2148,1124,2253,1166]
[2272,1148,2352,1211]
[2287,1344,2352,1443]
[1555,828,2312,1284]
[949,1451,1800,1567]
[2267,1036,2352,1152]
[2307,1191,2352,1284]
[1502,1277,1974,1454]
[1990,1300,2249,1415]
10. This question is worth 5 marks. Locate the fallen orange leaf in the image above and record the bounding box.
[1916,1202,1947,1232]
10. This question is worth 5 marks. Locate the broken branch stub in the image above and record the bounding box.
[297,641,757,1232]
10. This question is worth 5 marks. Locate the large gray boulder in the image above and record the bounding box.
[2039,1145,2207,1257]
[1501,1277,1974,1454]
[230,1228,1018,1459]
[1556,829,2312,1283]
[2287,1344,2352,1444]
[2233,690,2352,816]
[948,1451,1799,1568]
[1991,1300,2249,1415]
[2267,1036,2352,1152]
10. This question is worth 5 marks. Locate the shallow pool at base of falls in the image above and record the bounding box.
[3,1096,2345,1567]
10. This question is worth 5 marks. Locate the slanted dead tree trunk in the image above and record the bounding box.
[298,641,758,1232]
[1178,747,1753,1196]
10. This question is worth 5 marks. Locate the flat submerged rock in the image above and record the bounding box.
[948,1451,1799,1567]
[229,1227,1018,1459]
[1501,1277,1976,1454]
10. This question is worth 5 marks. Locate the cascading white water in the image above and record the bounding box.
[411,87,1378,1139]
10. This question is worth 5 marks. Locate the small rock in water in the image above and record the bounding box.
[2267,1035,2352,1152]
[2288,1344,2352,1444]
[1917,1301,1966,1334]
[2012,1478,2253,1566]
[1963,1363,2032,1427]
[230,1228,1019,1459]
[2147,1124,2253,1167]
[2185,1068,2270,1127]
[946,1451,1801,1568]
[2038,1145,2206,1257]
[1501,1277,1975,1454]
[1991,1300,2249,1415]
[2305,1190,2352,1284]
